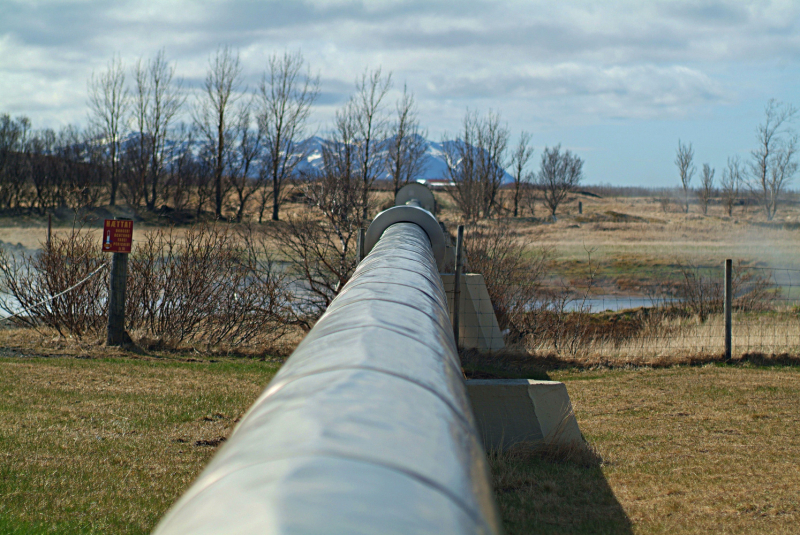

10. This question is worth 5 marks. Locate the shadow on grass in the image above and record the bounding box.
[465,349,633,533]
[488,444,632,535]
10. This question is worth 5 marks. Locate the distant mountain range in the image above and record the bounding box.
[293,135,514,184]
[119,133,515,184]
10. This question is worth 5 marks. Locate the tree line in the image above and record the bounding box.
[675,99,798,221]
[0,47,586,224]
[0,48,320,222]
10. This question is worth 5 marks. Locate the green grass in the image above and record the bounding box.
[2,356,799,534]
[0,356,279,534]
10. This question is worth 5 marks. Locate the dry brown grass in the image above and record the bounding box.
[486,364,800,534]
[518,311,800,363]
[565,365,800,534]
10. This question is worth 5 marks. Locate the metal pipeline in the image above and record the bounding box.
[153,216,501,535]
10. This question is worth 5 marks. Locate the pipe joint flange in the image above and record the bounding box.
[365,206,446,270]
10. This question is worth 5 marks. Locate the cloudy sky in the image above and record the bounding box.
[2,0,799,187]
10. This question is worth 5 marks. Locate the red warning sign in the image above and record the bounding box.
[102,219,133,253]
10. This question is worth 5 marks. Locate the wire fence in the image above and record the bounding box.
[4,221,799,362]
[446,263,800,360]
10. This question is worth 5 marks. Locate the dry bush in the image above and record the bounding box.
[667,260,775,322]
[0,223,107,338]
[463,221,552,330]
[463,221,604,356]
[0,222,293,351]
[127,223,292,349]
[266,214,358,327]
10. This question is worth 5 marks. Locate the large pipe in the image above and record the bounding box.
[153,216,501,534]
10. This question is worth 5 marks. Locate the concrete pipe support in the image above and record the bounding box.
[153,220,502,535]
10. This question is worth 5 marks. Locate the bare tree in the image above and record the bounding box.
[270,104,367,323]
[386,84,428,198]
[697,163,714,215]
[537,144,583,218]
[0,114,29,210]
[352,68,392,219]
[510,131,534,217]
[194,45,243,219]
[748,99,798,220]
[443,109,509,221]
[523,185,537,218]
[194,148,215,217]
[26,128,59,214]
[675,140,695,213]
[163,122,196,212]
[475,110,509,218]
[127,60,150,207]
[257,50,319,222]
[442,111,481,221]
[88,55,128,206]
[721,156,742,217]
[129,50,184,211]
[227,104,263,222]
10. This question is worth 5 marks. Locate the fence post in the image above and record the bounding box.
[47,213,51,249]
[578,201,583,215]
[106,218,132,346]
[453,224,464,350]
[724,258,732,361]
[357,227,365,264]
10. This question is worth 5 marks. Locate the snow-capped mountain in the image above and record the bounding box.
[293,135,514,184]
[113,132,514,184]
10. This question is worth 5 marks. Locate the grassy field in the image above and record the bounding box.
[4,190,800,269]
[0,355,280,534]
[1,352,798,534]
[491,363,800,534]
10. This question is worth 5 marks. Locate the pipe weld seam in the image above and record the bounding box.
[293,321,459,367]
[250,365,476,437]
[321,295,452,333]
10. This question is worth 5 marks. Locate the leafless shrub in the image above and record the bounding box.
[462,221,606,356]
[463,221,551,331]
[0,223,107,338]
[0,222,292,350]
[667,260,775,322]
[127,224,291,348]
[524,248,599,357]
[656,196,676,213]
[267,214,358,327]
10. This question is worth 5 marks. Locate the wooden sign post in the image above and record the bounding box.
[103,218,133,346]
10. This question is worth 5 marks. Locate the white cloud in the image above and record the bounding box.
[0,0,798,131]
